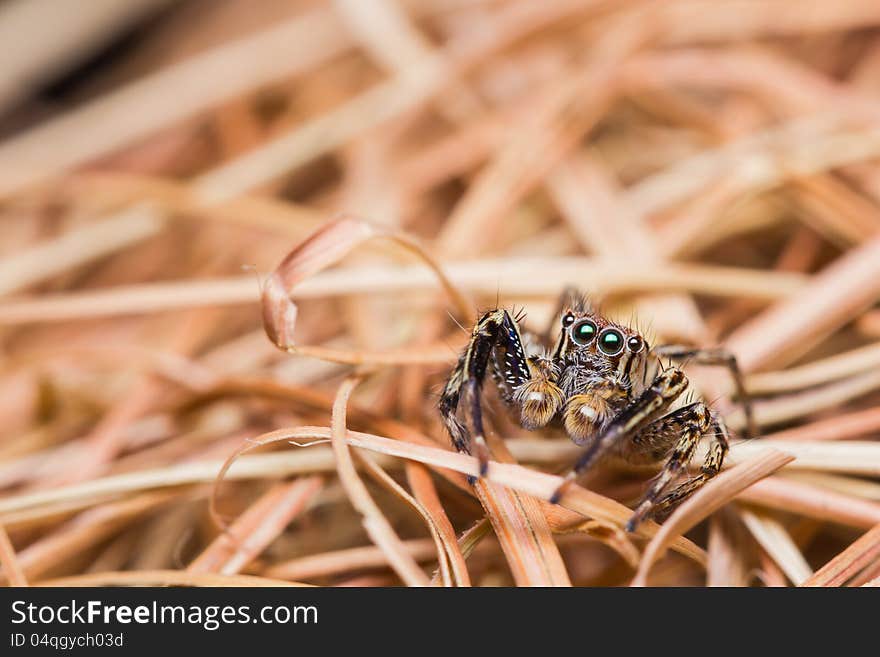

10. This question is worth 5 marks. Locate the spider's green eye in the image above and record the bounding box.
[598,329,624,356]
[571,320,597,346]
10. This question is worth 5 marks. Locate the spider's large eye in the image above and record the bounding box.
[598,329,624,356]
[570,320,597,346]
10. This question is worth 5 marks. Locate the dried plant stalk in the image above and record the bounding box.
[330,377,429,586]
[706,510,752,587]
[0,523,27,587]
[0,204,163,296]
[261,216,471,362]
[405,463,471,587]
[738,507,812,585]
[289,426,706,563]
[0,258,807,326]
[356,454,455,587]
[0,6,350,195]
[737,476,880,529]
[189,477,322,575]
[726,233,880,372]
[471,478,571,587]
[265,538,439,582]
[632,450,794,586]
[38,570,309,587]
[803,522,880,587]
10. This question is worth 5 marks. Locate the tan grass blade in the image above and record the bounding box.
[290,427,706,565]
[189,477,322,575]
[706,511,752,587]
[559,519,641,569]
[803,522,880,587]
[737,476,880,529]
[6,491,177,584]
[745,341,880,394]
[0,6,350,196]
[261,216,472,363]
[37,570,310,587]
[474,432,571,587]
[203,422,704,565]
[723,439,880,476]
[265,538,439,582]
[781,472,880,501]
[0,523,27,586]
[738,508,812,585]
[193,0,607,202]
[726,233,880,372]
[631,450,794,586]
[0,204,163,296]
[0,258,807,326]
[761,407,880,442]
[356,454,454,587]
[405,463,471,587]
[472,477,571,587]
[330,377,429,586]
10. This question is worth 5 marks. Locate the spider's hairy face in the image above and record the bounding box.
[549,306,654,442]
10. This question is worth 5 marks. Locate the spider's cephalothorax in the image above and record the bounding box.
[439,289,754,531]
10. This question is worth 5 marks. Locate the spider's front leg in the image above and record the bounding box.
[439,309,562,478]
[655,345,755,439]
[549,367,688,504]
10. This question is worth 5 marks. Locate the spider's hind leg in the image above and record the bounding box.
[622,402,729,531]
[550,367,688,504]
[439,309,537,478]
[655,345,755,439]
[640,414,729,527]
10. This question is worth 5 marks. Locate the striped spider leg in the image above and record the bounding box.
[439,308,562,478]
[548,370,731,531]
[653,344,756,439]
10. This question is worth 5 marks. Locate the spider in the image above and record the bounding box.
[439,288,755,531]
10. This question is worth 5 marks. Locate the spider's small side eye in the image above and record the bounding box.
[562,312,575,327]
[598,328,624,356]
[570,319,597,345]
[627,336,644,353]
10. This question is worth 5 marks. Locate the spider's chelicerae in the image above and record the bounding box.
[439,289,755,531]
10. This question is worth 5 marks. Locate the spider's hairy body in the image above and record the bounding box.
[438,289,754,531]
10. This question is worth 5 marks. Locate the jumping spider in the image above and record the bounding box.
[439,289,755,531]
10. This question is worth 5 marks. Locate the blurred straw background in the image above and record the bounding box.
[2,0,880,587]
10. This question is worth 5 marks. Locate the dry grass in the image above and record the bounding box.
[2,0,880,587]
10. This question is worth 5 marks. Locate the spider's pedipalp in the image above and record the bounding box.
[513,355,564,429]
[562,378,628,445]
